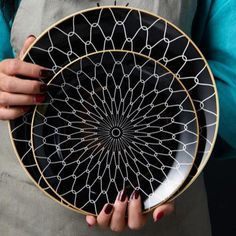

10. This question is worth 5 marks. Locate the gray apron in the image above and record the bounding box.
[0,0,212,235]
[11,0,197,55]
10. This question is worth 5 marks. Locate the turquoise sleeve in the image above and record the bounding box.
[198,0,236,158]
[0,9,14,61]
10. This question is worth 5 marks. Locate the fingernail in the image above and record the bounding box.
[27,34,36,38]
[35,95,45,103]
[22,106,30,112]
[40,69,54,79]
[104,204,113,214]
[119,189,127,202]
[155,212,164,222]
[40,84,48,93]
[131,190,140,200]
[88,223,92,228]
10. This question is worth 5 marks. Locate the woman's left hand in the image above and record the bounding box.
[86,190,175,232]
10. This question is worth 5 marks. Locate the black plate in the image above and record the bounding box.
[32,51,199,214]
[9,6,218,209]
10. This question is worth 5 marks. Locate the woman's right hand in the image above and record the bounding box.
[0,36,53,120]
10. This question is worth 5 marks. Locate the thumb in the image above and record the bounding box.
[19,35,36,59]
[86,215,97,228]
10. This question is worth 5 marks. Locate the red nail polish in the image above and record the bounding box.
[40,69,54,78]
[40,84,48,93]
[22,106,30,112]
[155,212,164,222]
[35,95,45,103]
[119,189,127,202]
[131,190,140,200]
[27,34,36,39]
[104,204,113,214]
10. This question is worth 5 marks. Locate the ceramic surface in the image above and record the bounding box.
[32,50,199,214]
[9,6,218,210]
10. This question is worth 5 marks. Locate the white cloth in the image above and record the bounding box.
[0,0,212,235]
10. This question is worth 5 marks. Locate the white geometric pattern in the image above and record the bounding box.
[9,6,218,212]
[32,51,198,214]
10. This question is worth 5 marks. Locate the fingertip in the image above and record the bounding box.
[19,35,36,59]
[127,190,146,230]
[153,211,164,223]
[104,203,114,215]
[21,106,31,113]
[25,35,36,45]
[130,190,140,200]
[34,95,46,104]
[86,215,97,228]
[152,202,175,223]
[39,83,48,93]
[39,69,54,79]
[129,190,142,208]
[27,34,36,39]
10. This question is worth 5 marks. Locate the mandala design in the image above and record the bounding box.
[32,51,198,214]
[9,6,218,211]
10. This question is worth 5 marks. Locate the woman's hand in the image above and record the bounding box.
[86,190,175,232]
[0,36,53,120]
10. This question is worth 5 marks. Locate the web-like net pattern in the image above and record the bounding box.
[32,51,198,214]
[9,7,218,209]
[26,7,217,164]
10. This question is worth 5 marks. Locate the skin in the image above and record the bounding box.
[0,36,47,120]
[0,36,175,230]
[86,190,175,231]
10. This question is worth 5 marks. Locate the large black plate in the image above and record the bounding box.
[9,6,218,209]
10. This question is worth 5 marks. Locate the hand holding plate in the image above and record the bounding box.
[86,191,175,232]
[0,36,51,120]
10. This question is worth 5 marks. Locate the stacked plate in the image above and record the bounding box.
[9,6,219,215]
